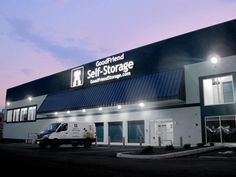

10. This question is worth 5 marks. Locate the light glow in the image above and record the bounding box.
[210,57,218,64]
[82,109,86,113]
[28,96,32,101]
[7,101,10,106]
[98,107,103,111]
[209,54,221,65]
[117,105,122,109]
[66,110,71,114]
[139,102,145,107]
[54,112,58,115]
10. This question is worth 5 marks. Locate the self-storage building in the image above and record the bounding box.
[4,19,236,146]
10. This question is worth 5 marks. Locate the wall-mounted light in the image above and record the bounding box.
[98,107,103,111]
[54,112,58,116]
[117,105,122,109]
[139,102,145,107]
[28,96,32,101]
[66,110,71,114]
[208,54,221,65]
[7,101,11,106]
[82,109,86,113]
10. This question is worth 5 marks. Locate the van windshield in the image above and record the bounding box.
[47,123,61,132]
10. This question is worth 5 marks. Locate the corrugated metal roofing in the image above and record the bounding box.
[37,69,185,113]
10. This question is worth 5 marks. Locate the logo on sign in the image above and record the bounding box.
[71,67,84,87]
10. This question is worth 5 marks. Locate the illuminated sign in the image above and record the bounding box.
[71,53,134,87]
[87,53,134,84]
[71,66,84,87]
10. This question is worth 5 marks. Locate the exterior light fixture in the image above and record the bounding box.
[82,109,86,113]
[66,110,71,114]
[209,54,221,65]
[54,112,58,116]
[117,105,122,109]
[210,57,218,64]
[139,102,145,107]
[7,101,11,106]
[98,107,103,111]
[28,96,32,101]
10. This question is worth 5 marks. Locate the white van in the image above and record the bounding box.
[35,122,96,148]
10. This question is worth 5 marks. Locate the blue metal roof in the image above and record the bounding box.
[38,69,185,113]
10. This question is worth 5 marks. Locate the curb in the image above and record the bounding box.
[116,145,224,159]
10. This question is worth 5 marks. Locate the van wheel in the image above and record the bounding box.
[72,143,78,148]
[84,139,92,148]
[51,139,60,148]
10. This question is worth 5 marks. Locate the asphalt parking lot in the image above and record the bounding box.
[0,143,236,177]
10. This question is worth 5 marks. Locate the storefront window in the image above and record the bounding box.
[20,108,28,121]
[206,116,236,143]
[7,106,36,122]
[95,123,104,142]
[203,75,234,105]
[13,109,20,122]
[108,122,122,142]
[221,116,236,143]
[206,117,221,143]
[28,106,36,121]
[128,121,144,143]
[7,110,13,122]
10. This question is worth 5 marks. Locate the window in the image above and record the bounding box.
[108,122,122,142]
[206,116,236,143]
[28,106,36,121]
[58,123,68,132]
[20,108,28,121]
[95,123,104,142]
[13,109,20,122]
[6,105,36,123]
[7,110,13,122]
[128,121,144,143]
[223,81,234,103]
[203,75,234,105]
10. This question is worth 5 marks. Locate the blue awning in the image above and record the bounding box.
[38,69,185,113]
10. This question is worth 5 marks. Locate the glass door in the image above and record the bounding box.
[206,115,236,143]
[206,117,221,143]
[220,116,236,143]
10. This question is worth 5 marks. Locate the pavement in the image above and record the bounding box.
[0,142,236,177]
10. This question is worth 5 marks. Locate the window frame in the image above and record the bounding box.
[202,75,235,106]
[6,105,37,123]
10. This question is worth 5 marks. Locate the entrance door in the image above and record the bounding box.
[150,120,173,146]
[206,115,236,143]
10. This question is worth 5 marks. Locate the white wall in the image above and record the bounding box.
[185,55,236,104]
[3,106,201,146]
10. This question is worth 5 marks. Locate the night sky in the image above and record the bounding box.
[0,0,236,109]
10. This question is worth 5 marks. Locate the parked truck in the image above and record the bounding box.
[36,122,96,148]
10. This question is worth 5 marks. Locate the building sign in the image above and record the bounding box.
[87,53,134,84]
[71,66,84,87]
[71,53,134,87]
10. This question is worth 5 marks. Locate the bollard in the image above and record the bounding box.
[95,136,97,146]
[139,136,142,147]
[122,137,125,148]
[108,136,111,148]
[180,136,183,147]
[158,136,161,148]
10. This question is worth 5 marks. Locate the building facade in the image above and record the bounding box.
[3,19,236,146]
[0,111,3,139]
